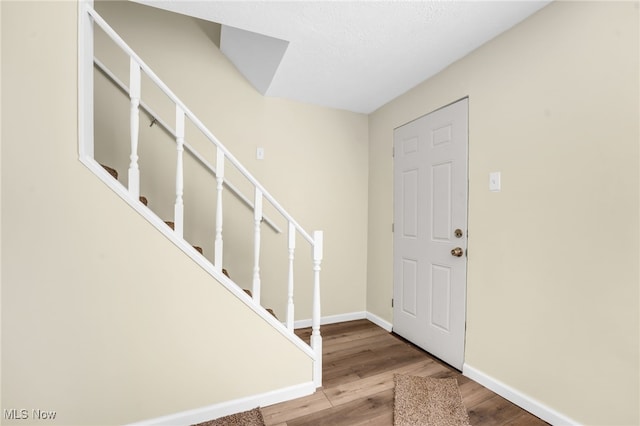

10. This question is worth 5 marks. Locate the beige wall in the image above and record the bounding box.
[368,1,639,424]
[2,0,638,425]
[1,2,315,424]
[93,1,369,321]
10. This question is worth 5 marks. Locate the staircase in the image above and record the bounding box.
[78,1,323,392]
[101,162,279,319]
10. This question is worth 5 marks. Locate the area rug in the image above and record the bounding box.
[394,374,471,426]
[193,407,265,426]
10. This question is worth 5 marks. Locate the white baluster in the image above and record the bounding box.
[128,58,141,199]
[311,230,323,388]
[214,146,225,271]
[286,222,296,330]
[252,189,263,304]
[174,106,185,238]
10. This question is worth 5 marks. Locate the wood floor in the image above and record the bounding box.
[261,320,548,426]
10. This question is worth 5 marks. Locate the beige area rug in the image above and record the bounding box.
[193,407,265,426]
[394,375,471,426]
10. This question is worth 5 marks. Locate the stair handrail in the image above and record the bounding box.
[87,6,314,244]
[93,58,282,235]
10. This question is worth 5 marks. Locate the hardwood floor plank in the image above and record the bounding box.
[260,389,332,425]
[322,347,427,389]
[324,359,437,406]
[286,389,394,426]
[459,378,498,409]
[503,412,548,425]
[468,394,531,426]
[263,320,548,426]
[323,333,404,361]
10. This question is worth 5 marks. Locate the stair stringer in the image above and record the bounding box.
[80,155,318,386]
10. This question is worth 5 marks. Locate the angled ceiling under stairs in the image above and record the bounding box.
[133,1,551,113]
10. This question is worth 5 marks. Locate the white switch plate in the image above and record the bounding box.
[489,172,501,192]
[256,147,264,160]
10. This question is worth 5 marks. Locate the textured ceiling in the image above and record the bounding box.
[134,1,552,113]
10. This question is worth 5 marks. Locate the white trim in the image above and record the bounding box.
[126,381,315,426]
[293,311,393,332]
[294,311,366,329]
[463,364,580,426]
[366,311,393,332]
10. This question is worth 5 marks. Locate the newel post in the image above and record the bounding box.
[286,222,296,330]
[311,230,323,388]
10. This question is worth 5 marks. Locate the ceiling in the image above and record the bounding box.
[134,1,552,114]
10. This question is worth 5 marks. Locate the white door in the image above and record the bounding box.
[393,98,468,370]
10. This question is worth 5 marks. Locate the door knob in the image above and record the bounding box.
[451,247,464,257]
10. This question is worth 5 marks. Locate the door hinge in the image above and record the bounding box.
[392,223,394,232]
[391,298,394,308]
[392,146,395,158]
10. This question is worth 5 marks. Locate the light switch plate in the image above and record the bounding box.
[256,147,264,160]
[489,172,501,192]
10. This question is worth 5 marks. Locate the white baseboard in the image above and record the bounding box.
[294,311,366,329]
[366,311,393,332]
[293,311,394,332]
[462,364,579,426]
[126,381,316,426]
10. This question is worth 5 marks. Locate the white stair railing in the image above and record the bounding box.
[82,3,323,387]
[92,58,282,235]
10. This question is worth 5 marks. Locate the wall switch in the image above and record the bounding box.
[489,172,501,192]
[256,147,264,160]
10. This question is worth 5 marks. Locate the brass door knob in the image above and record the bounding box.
[451,247,464,257]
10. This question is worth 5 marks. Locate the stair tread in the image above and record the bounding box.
[101,164,118,180]
[226,270,278,319]
[99,164,147,206]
